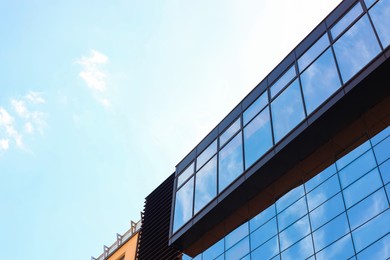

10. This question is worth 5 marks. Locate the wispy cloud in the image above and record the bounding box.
[0,108,23,148]
[0,138,9,151]
[76,50,111,107]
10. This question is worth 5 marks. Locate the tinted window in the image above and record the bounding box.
[298,33,330,72]
[194,156,217,214]
[220,118,241,147]
[331,3,363,39]
[243,91,268,125]
[173,177,194,232]
[369,0,390,48]
[270,66,296,98]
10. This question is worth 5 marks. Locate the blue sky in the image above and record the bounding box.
[0,0,342,259]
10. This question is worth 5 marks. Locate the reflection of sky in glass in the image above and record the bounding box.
[244,107,273,169]
[271,79,305,143]
[357,233,390,259]
[250,204,275,232]
[243,91,268,125]
[225,223,249,249]
[218,133,243,192]
[279,215,311,251]
[177,162,194,188]
[219,118,240,147]
[194,156,217,214]
[370,0,390,48]
[300,48,341,114]
[371,126,390,146]
[316,234,354,260]
[281,235,313,260]
[331,3,363,39]
[310,193,344,230]
[225,236,250,260]
[276,185,304,212]
[197,139,217,171]
[382,160,390,184]
[203,238,224,260]
[173,177,194,232]
[373,136,390,164]
[250,217,277,249]
[336,140,371,169]
[270,66,296,98]
[365,0,378,9]
[333,15,381,83]
[305,164,336,192]
[251,235,279,259]
[298,33,330,72]
[307,174,340,211]
[277,197,307,231]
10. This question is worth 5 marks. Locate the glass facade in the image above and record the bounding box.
[183,126,390,260]
[173,0,390,234]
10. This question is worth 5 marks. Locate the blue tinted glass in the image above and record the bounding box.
[277,197,307,231]
[386,183,390,202]
[225,236,250,260]
[300,48,341,114]
[251,235,279,260]
[276,185,305,213]
[348,188,388,230]
[312,213,349,251]
[192,254,201,260]
[315,234,355,260]
[298,34,330,72]
[357,232,390,260]
[218,133,244,192]
[214,254,224,260]
[250,217,277,250]
[333,15,381,83]
[197,140,217,170]
[338,150,376,188]
[343,168,382,208]
[281,235,314,260]
[271,79,305,143]
[380,159,390,184]
[365,0,378,8]
[241,254,250,260]
[243,92,268,125]
[271,255,281,260]
[220,118,241,147]
[178,162,194,188]
[173,177,194,232]
[270,66,296,98]
[373,136,390,164]
[182,254,192,260]
[225,223,249,249]
[370,0,390,48]
[310,193,345,230]
[307,174,340,211]
[243,107,273,169]
[305,164,337,192]
[194,156,217,214]
[336,140,371,169]
[203,238,224,260]
[352,209,390,252]
[250,204,276,232]
[279,215,311,251]
[331,3,363,39]
[371,126,390,146]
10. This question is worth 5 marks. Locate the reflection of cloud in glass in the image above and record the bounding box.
[197,139,217,170]
[298,33,329,72]
[220,118,241,147]
[173,177,194,232]
[276,185,305,212]
[369,0,390,48]
[316,234,354,260]
[195,156,217,213]
[277,197,307,231]
[243,92,268,125]
[279,215,311,251]
[177,162,194,187]
[331,3,363,39]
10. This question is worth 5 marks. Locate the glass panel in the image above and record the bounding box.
[243,91,268,125]
[182,254,192,260]
[225,223,249,249]
[270,66,296,98]
[380,159,390,184]
[271,79,305,143]
[315,234,355,260]
[194,156,217,214]
[250,217,277,250]
[197,140,217,170]
[280,235,314,260]
[192,254,201,260]
[343,168,382,208]
[214,254,224,260]
[277,197,307,231]
[333,15,381,83]
[357,233,390,260]
[348,188,388,230]
[279,215,311,251]
[338,150,376,188]
[276,185,305,213]
[225,236,250,260]
[298,34,330,72]
[352,209,390,252]
[373,136,390,164]
[251,235,279,260]
[177,162,194,188]
[250,204,276,232]
[312,213,349,251]
[310,193,345,231]
[336,140,371,169]
[331,3,363,39]
[307,174,340,211]
[371,125,390,146]
[203,238,224,260]
[218,133,244,192]
[305,164,337,192]
[220,118,241,147]
[370,0,390,48]
[243,107,273,169]
[300,48,342,114]
[173,177,194,232]
[365,0,378,9]
[386,183,390,202]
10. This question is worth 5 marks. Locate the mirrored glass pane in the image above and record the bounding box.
[281,235,314,260]
[251,235,279,260]
[178,162,194,188]
[315,234,354,260]
[225,236,250,260]
[357,233,390,260]
[197,140,217,170]
[270,66,296,98]
[371,125,390,146]
[276,185,305,213]
[380,159,390,184]
[173,177,194,232]
[298,33,330,72]
[333,15,381,83]
[300,48,341,114]
[279,215,311,251]
[310,193,345,231]
[250,217,277,250]
[369,0,390,48]
[307,174,340,211]
[194,156,217,214]
[220,118,241,147]
[373,136,390,164]
[271,79,305,143]
[331,3,363,39]
[243,107,273,169]
[365,0,378,9]
[182,254,192,260]
[305,164,337,192]
[243,91,268,126]
[336,140,371,169]
[225,223,249,249]
[203,238,224,260]
[219,133,244,192]
[277,197,307,231]
[250,204,276,232]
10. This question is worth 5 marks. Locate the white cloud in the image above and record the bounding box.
[25,91,45,104]
[11,97,46,135]
[76,49,108,92]
[11,99,28,118]
[0,138,9,151]
[25,122,34,134]
[0,108,23,148]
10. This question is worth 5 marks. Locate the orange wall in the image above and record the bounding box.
[108,232,139,260]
